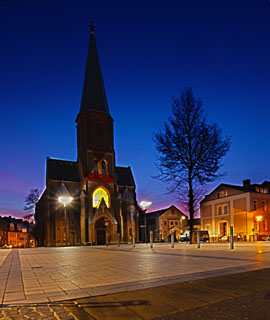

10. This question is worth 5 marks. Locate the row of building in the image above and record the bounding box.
[0,216,35,248]
[34,25,270,246]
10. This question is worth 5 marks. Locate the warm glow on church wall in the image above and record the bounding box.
[93,187,110,208]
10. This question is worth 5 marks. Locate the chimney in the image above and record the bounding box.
[243,179,251,187]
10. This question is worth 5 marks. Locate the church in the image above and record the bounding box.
[35,23,139,246]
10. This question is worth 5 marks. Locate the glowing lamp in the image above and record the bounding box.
[58,196,73,207]
[140,201,152,210]
[256,216,262,222]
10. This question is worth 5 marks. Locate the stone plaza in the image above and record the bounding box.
[0,242,269,307]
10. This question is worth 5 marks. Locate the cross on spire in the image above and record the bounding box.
[89,20,96,35]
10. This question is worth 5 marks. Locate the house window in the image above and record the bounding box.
[262,201,266,211]
[217,206,222,215]
[164,221,167,226]
[170,221,174,226]
[224,205,228,214]
[94,160,98,174]
[224,190,228,197]
[253,200,257,211]
[217,192,220,199]
[102,160,107,175]
[175,221,178,225]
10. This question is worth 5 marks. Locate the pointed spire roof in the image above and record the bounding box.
[79,21,109,114]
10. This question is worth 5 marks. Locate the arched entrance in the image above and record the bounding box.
[95,218,106,245]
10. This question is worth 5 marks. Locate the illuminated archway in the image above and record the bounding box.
[93,187,110,208]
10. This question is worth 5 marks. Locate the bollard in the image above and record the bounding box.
[230,226,234,249]
[150,231,153,248]
[171,231,174,248]
[197,228,200,248]
[117,233,120,247]
[133,235,135,247]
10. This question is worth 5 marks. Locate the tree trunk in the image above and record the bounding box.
[188,179,194,244]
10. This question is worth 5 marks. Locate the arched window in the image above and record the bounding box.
[102,160,107,175]
[94,160,98,174]
[93,187,110,208]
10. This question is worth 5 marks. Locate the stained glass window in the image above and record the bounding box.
[93,187,110,208]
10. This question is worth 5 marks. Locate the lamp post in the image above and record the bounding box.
[58,196,73,246]
[181,216,186,233]
[256,215,262,241]
[139,201,152,243]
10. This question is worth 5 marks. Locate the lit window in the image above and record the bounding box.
[256,186,259,192]
[93,187,110,208]
[221,191,224,198]
[102,160,107,175]
[225,190,228,197]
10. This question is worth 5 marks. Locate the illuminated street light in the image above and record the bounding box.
[139,201,152,243]
[181,215,186,233]
[256,215,263,241]
[59,196,73,246]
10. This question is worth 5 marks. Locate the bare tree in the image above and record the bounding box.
[23,188,40,222]
[154,88,231,243]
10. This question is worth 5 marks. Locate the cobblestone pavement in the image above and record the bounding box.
[0,242,270,306]
[0,304,75,319]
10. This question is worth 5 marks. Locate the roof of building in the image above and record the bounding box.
[79,23,109,114]
[46,158,80,182]
[147,205,186,218]
[115,166,135,187]
[201,179,270,203]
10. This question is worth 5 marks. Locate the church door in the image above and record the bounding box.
[95,218,107,245]
[97,230,106,245]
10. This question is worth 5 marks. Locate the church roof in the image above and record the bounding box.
[79,22,109,114]
[115,166,135,187]
[46,158,80,182]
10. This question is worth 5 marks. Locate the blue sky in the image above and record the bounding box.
[0,0,270,216]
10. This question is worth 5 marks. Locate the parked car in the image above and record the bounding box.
[180,230,209,242]
[180,231,190,242]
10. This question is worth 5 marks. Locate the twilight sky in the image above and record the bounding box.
[0,0,270,217]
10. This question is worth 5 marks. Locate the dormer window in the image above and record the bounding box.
[102,160,107,175]
[217,192,220,199]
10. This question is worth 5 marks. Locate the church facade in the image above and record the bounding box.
[35,24,139,246]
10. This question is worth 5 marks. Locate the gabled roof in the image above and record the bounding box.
[147,205,185,218]
[79,24,109,114]
[200,180,270,203]
[115,166,135,187]
[46,158,80,182]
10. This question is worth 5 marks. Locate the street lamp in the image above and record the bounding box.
[256,215,262,241]
[58,196,73,246]
[181,216,186,233]
[139,201,152,243]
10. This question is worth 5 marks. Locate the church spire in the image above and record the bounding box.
[79,21,109,114]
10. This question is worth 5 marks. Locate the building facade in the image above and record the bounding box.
[35,24,139,246]
[200,179,270,241]
[139,206,187,242]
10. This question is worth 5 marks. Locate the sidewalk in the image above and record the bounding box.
[62,267,270,320]
[1,267,268,319]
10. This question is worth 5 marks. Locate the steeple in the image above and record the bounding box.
[79,21,109,114]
